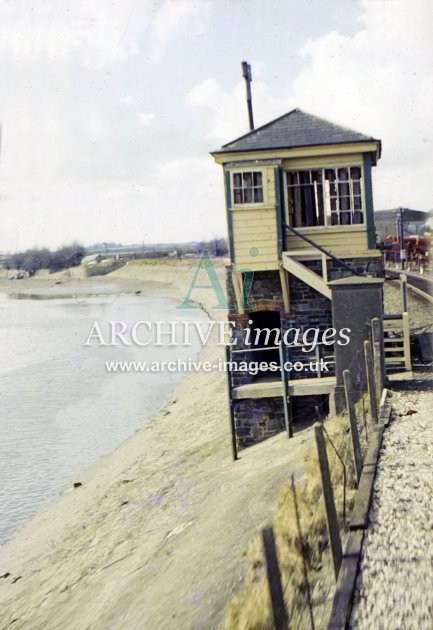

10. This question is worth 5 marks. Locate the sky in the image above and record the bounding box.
[0,0,432,252]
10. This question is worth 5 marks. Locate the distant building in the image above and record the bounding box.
[375,208,432,242]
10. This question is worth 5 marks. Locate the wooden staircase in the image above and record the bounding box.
[282,250,331,299]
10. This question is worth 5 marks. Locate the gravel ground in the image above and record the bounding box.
[384,279,433,332]
[350,375,433,629]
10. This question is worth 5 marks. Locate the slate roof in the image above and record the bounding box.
[212,108,381,155]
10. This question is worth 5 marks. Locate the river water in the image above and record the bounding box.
[0,293,206,544]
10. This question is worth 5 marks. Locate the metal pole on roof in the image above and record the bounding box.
[241,61,254,131]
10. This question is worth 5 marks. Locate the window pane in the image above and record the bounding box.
[353,181,361,195]
[254,188,263,203]
[234,190,242,204]
[316,183,324,225]
[338,168,349,181]
[340,211,351,225]
[253,172,262,186]
[339,196,350,211]
[244,188,253,203]
[233,173,242,187]
[243,172,252,186]
[353,211,363,224]
[331,212,339,225]
[350,167,361,180]
[338,183,350,197]
[300,171,310,184]
[354,196,362,210]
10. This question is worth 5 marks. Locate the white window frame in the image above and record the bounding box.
[231,169,265,207]
[284,165,365,228]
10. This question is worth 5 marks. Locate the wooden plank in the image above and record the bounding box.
[234,261,280,272]
[349,425,384,530]
[327,530,364,630]
[232,376,336,399]
[279,267,290,313]
[235,256,279,266]
[231,271,244,316]
[234,245,279,255]
[364,340,379,424]
[343,370,363,484]
[262,526,288,630]
[213,141,379,164]
[232,208,276,221]
[233,228,277,240]
[315,423,342,579]
[287,152,363,169]
[282,254,331,298]
[402,312,411,371]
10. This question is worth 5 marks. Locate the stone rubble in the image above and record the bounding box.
[351,379,433,629]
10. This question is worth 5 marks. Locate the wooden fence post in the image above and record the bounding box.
[400,273,408,312]
[291,476,315,629]
[262,526,288,630]
[314,423,343,579]
[371,317,386,389]
[364,340,379,423]
[402,311,411,371]
[373,340,382,409]
[343,370,363,483]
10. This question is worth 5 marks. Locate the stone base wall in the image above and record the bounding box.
[234,398,286,448]
[234,394,330,449]
[226,255,383,448]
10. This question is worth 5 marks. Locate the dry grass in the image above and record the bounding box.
[223,414,360,630]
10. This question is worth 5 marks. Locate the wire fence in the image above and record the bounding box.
[223,317,386,630]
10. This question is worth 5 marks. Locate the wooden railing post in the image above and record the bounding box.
[371,317,386,388]
[279,344,293,438]
[364,340,379,423]
[400,273,408,312]
[314,423,342,579]
[225,345,238,461]
[343,370,363,483]
[402,311,411,371]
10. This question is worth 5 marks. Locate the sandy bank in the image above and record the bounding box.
[0,260,313,629]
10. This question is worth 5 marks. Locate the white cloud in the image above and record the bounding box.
[189,0,433,210]
[0,0,431,253]
[0,156,225,251]
[0,0,152,65]
[138,112,155,127]
[188,75,294,143]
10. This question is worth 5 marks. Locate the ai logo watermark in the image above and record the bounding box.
[176,247,260,311]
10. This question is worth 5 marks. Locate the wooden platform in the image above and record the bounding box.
[232,376,336,400]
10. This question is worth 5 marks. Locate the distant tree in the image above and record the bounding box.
[7,252,25,270]
[207,236,228,257]
[7,242,86,275]
[22,248,51,276]
[50,241,85,271]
